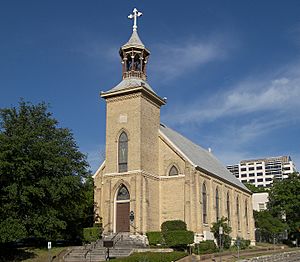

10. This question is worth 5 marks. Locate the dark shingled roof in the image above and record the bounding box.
[160,124,250,192]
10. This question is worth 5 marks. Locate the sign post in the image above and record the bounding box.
[236,238,240,259]
[219,227,223,262]
[47,242,51,262]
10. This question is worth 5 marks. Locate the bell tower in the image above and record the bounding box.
[120,8,150,81]
[101,8,166,175]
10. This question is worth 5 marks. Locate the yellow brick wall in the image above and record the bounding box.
[94,87,255,244]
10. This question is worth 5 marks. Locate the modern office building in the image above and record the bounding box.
[227,156,296,188]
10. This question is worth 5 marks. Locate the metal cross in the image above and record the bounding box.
[128,8,143,32]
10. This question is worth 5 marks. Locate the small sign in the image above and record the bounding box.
[103,240,114,248]
[219,226,223,235]
[48,241,51,249]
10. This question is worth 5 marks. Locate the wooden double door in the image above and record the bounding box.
[116,202,130,232]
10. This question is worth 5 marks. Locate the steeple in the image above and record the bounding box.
[119,8,150,81]
[101,8,165,107]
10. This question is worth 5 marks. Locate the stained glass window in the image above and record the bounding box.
[118,132,128,172]
[227,192,230,225]
[117,185,130,201]
[237,196,240,230]
[216,188,220,221]
[202,183,207,224]
[169,166,179,176]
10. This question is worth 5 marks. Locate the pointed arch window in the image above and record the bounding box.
[118,131,128,172]
[169,166,179,176]
[237,196,240,230]
[245,200,249,230]
[216,188,220,221]
[202,183,208,224]
[117,184,130,201]
[226,192,231,225]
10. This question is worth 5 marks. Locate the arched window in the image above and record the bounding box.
[202,183,207,224]
[226,192,230,225]
[216,188,220,221]
[245,200,249,230]
[169,165,179,176]
[237,196,240,230]
[117,184,130,201]
[118,132,128,172]
[126,54,132,71]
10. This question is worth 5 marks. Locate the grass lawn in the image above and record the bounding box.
[111,251,187,262]
[23,247,66,262]
[0,247,66,262]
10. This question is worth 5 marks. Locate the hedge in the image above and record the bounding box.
[83,227,101,243]
[235,237,250,249]
[161,220,187,232]
[163,230,193,249]
[193,240,217,254]
[146,232,164,246]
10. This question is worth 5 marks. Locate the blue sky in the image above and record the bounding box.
[1,1,300,172]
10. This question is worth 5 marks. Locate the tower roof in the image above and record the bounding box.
[121,30,145,50]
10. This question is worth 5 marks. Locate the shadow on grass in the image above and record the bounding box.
[0,247,36,262]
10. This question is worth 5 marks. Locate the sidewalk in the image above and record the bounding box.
[177,247,300,262]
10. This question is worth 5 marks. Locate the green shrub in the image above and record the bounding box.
[161,220,187,232]
[163,230,193,250]
[223,235,232,249]
[83,227,101,243]
[194,240,217,254]
[235,237,250,250]
[146,231,164,246]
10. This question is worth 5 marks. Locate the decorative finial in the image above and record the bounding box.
[128,8,143,32]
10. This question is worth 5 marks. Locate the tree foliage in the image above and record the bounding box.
[267,173,300,233]
[244,183,267,193]
[210,217,232,248]
[254,210,287,235]
[0,101,93,243]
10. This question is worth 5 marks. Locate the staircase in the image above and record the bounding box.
[63,233,148,262]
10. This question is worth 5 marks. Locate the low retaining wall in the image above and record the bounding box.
[241,250,300,262]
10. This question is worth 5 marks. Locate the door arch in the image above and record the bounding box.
[115,184,130,232]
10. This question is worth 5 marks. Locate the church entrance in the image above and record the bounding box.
[115,184,130,232]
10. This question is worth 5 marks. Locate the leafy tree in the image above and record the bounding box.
[267,173,300,234]
[254,210,287,243]
[210,217,232,249]
[0,101,93,243]
[244,183,267,193]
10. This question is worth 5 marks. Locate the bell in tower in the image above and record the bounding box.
[119,8,150,81]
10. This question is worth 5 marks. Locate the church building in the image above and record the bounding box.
[93,8,255,245]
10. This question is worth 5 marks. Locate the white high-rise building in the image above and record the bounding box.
[227,156,297,188]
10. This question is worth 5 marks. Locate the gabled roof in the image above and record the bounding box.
[159,124,250,193]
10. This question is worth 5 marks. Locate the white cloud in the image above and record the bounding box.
[162,61,300,166]
[150,34,233,81]
[165,63,300,125]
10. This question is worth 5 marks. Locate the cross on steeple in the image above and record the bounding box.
[128,8,142,32]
